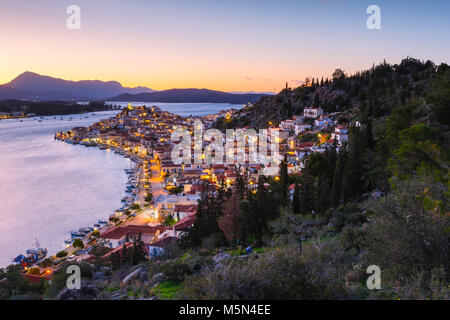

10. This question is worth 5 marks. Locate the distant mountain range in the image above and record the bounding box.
[0,72,270,103]
[0,72,154,101]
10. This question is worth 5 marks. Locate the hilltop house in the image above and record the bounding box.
[331,125,349,145]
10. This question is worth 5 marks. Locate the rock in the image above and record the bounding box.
[122,267,144,285]
[212,253,231,264]
[56,284,99,300]
[93,271,105,280]
[100,266,112,275]
[152,272,165,283]
[138,270,148,282]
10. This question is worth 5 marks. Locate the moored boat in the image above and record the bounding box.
[12,239,48,268]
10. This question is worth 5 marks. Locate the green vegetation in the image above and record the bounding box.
[56,250,68,258]
[168,186,183,195]
[152,281,183,300]
[0,100,114,116]
[144,193,153,202]
[130,203,141,211]
[163,215,176,227]
[72,239,84,249]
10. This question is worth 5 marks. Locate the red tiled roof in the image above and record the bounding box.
[100,225,166,240]
[123,224,166,236]
[174,205,197,213]
[174,215,196,230]
[99,226,128,240]
[151,235,178,248]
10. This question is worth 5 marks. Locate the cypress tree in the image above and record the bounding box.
[280,153,289,206]
[292,183,301,214]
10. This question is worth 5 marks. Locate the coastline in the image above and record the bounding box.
[0,111,129,268]
[51,136,152,266]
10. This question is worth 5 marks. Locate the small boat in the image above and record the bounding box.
[71,231,84,238]
[98,220,108,225]
[64,239,73,245]
[79,227,90,234]
[94,223,101,228]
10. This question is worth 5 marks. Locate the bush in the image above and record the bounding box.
[92,230,100,237]
[56,250,68,258]
[184,255,213,274]
[363,178,450,294]
[340,226,366,251]
[73,239,84,249]
[160,260,192,283]
[182,245,352,299]
[145,194,153,202]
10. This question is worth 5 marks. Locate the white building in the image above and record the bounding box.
[331,125,349,145]
[153,194,200,217]
[294,124,312,135]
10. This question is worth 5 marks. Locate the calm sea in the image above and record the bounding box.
[0,103,237,267]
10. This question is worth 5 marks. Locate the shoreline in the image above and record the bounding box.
[51,134,153,265]
[1,111,133,269]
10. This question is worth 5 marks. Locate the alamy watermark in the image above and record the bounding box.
[66,265,81,289]
[367,5,381,30]
[66,5,81,30]
[366,265,381,289]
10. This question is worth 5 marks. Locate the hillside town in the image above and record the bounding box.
[15,102,352,281]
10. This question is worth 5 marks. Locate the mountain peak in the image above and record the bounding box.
[1,72,154,100]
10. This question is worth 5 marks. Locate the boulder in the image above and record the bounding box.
[122,267,144,285]
[152,272,165,283]
[212,253,231,264]
[93,271,105,280]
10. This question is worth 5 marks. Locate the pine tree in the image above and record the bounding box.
[292,183,301,214]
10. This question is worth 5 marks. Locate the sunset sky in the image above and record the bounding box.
[1,0,449,92]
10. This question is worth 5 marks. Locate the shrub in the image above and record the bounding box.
[73,239,84,249]
[92,230,100,237]
[182,245,352,300]
[363,178,450,295]
[160,260,191,283]
[340,225,366,251]
[56,250,68,258]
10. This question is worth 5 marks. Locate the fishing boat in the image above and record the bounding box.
[12,239,48,268]
[79,227,90,234]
